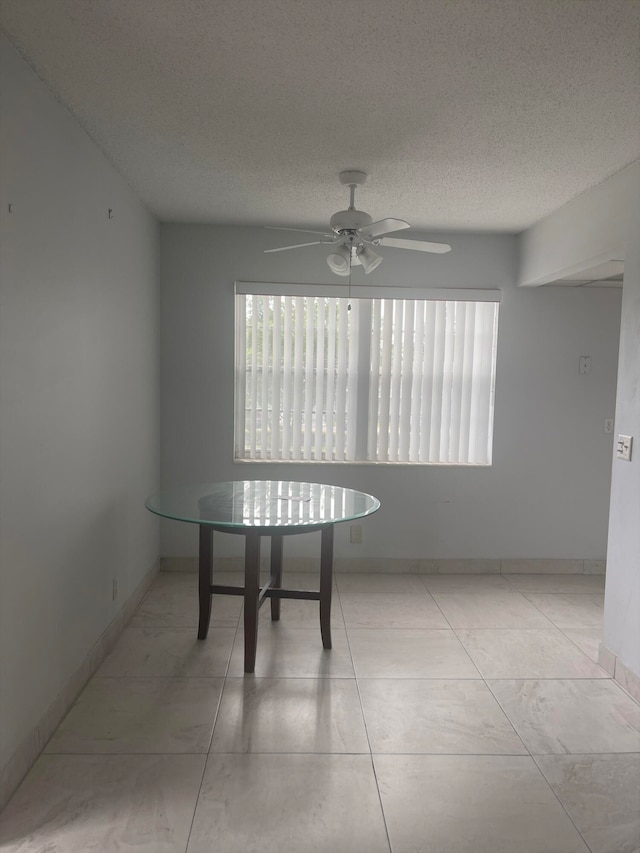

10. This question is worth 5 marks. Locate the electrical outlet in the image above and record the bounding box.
[350,525,362,544]
[579,356,591,375]
[604,418,614,434]
[112,579,118,601]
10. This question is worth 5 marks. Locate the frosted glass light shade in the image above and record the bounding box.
[357,245,382,274]
[327,246,350,275]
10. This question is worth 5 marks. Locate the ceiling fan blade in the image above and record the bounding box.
[358,218,410,239]
[377,237,452,254]
[265,226,333,238]
[265,241,328,253]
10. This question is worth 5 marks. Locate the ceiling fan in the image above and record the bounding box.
[265,170,451,276]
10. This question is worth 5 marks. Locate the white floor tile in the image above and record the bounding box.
[535,753,640,853]
[45,677,223,753]
[335,572,428,594]
[421,573,514,592]
[505,573,606,593]
[256,595,344,628]
[0,754,205,853]
[522,593,605,628]
[187,754,391,853]
[457,628,607,678]
[501,559,584,574]
[375,754,589,852]
[339,591,449,629]
[489,678,640,754]
[433,559,501,574]
[228,626,355,677]
[430,590,554,628]
[269,571,337,590]
[133,580,242,628]
[210,677,369,753]
[347,628,479,678]
[97,625,235,677]
[359,679,526,754]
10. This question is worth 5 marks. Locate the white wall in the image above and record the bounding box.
[603,166,640,675]
[518,161,638,286]
[0,37,160,774]
[517,163,639,681]
[159,223,621,561]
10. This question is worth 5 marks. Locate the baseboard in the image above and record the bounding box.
[597,643,640,705]
[161,556,606,575]
[0,560,159,812]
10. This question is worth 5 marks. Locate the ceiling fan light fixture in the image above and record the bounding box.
[327,245,351,275]
[357,245,382,274]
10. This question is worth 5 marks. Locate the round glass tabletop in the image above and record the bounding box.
[145,480,380,529]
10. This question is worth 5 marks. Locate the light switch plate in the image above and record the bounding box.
[616,434,633,461]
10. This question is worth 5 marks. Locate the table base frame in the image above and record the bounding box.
[197,523,334,673]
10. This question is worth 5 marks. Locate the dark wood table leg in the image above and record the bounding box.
[198,525,213,639]
[319,524,334,649]
[243,530,261,673]
[270,534,283,621]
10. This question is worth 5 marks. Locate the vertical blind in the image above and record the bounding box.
[235,294,359,461]
[235,288,499,465]
[367,299,498,463]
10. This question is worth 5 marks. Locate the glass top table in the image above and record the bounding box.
[145,481,380,672]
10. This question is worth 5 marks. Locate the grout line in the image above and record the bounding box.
[339,584,394,853]
[530,753,598,853]
[367,753,394,853]
[482,678,531,757]
[183,752,209,853]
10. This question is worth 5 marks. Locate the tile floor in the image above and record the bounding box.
[1,571,639,853]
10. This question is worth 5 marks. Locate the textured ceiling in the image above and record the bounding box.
[1,0,639,232]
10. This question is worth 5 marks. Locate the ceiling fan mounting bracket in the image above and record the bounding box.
[339,170,367,187]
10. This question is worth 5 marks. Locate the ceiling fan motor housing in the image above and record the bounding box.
[329,208,373,233]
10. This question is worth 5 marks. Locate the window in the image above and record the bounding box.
[234,283,500,465]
